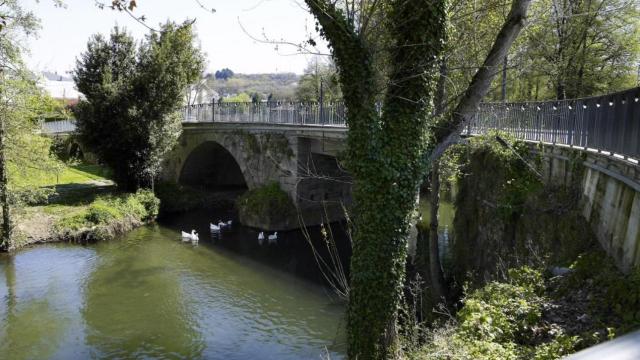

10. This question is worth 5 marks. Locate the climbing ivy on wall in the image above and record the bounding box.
[233,130,293,163]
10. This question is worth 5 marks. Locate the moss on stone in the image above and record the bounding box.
[236,182,295,229]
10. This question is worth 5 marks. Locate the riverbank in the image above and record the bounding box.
[13,187,159,249]
[9,164,159,250]
[409,248,639,359]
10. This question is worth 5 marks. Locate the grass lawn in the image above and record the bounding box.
[13,162,127,247]
[21,163,112,187]
[59,164,111,183]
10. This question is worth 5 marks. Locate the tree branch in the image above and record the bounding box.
[429,0,532,163]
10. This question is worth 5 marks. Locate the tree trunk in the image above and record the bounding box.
[0,71,11,251]
[305,1,531,358]
[501,55,508,101]
[429,0,532,163]
[428,160,446,303]
[435,60,447,115]
[429,63,448,304]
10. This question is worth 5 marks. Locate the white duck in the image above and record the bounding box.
[258,231,265,245]
[268,232,278,244]
[210,223,220,231]
[181,230,199,242]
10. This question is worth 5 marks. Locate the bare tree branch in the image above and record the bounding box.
[429,0,532,163]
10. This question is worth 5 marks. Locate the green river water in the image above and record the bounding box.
[0,193,454,360]
[0,220,346,360]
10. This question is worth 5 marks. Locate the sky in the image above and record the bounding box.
[23,0,329,75]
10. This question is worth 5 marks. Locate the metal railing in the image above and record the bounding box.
[183,89,640,160]
[43,88,635,159]
[467,87,640,160]
[40,119,77,135]
[182,102,348,127]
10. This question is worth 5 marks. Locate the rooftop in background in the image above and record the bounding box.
[38,71,82,106]
[42,71,73,82]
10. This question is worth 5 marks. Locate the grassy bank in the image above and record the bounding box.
[16,189,159,248]
[12,163,159,249]
[14,163,112,188]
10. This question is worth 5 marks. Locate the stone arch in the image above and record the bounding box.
[178,140,248,190]
[68,142,84,160]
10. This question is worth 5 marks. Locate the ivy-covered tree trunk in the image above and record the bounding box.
[428,160,446,302]
[305,0,531,358]
[305,1,447,358]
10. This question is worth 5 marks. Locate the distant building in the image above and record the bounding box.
[186,83,220,105]
[39,71,83,106]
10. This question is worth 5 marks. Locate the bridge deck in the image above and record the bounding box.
[40,86,640,162]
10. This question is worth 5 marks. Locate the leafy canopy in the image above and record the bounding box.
[74,22,205,190]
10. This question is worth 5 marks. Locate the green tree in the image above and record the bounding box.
[518,0,640,99]
[0,0,52,250]
[74,22,205,191]
[304,0,531,358]
[295,58,342,102]
[438,0,640,103]
[214,68,234,80]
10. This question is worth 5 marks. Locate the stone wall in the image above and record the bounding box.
[160,127,352,229]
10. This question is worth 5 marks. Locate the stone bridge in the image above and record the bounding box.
[159,122,351,229]
[162,87,640,271]
[42,88,640,270]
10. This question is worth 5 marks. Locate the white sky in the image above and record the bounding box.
[23,0,328,75]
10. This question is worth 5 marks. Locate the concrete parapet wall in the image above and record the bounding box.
[539,145,640,272]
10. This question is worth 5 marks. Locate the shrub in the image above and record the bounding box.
[414,267,579,360]
[55,191,160,232]
[532,335,580,360]
[14,187,55,206]
[134,189,160,220]
[236,182,295,220]
[86,201,122,224]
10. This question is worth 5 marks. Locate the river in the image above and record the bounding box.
[0,208,347,360]
[0,193,454,360]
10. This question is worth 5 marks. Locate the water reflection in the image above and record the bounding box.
[82,228,205,359]
[418,193,456,265]
[0,247,95,359]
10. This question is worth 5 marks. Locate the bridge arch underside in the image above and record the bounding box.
[179,141,248,190]
[68,142,84,160]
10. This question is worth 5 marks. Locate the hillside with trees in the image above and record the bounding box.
[204,71,299,101]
